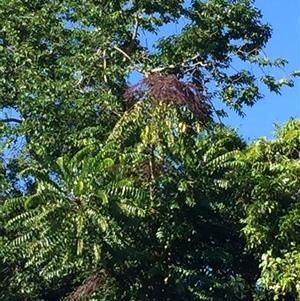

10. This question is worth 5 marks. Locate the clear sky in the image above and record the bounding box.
[226,0,300,141]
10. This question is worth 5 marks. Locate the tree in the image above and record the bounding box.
[228,119,300,301]
[0,0,298,300]
[4,97,260,300]
[0,0,296,166]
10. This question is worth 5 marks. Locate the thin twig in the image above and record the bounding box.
[150,64,177,73]
[103,49,108,83]
[0,118,23,123]
[74,75,84,88]
[149,54,206,75]
[127,14,140,57]
[113,45,132,61]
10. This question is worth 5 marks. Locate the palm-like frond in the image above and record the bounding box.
[5,144,147,281]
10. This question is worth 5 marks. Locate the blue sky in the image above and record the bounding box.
[226,0,300,141]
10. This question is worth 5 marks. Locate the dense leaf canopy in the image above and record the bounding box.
[0,0,299,301]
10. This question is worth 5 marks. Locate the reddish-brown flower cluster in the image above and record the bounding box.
[124,74,211,121]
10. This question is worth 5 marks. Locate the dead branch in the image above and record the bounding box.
[103,49,108,83]
[127,14,140,57]
[113,45,132,62]
[0,118,23,123]
[149,54,206,75]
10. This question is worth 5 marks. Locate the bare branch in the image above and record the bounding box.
[127,14,140,56]
[113,45,207,78]
[74,75,84,88]
[150,64,177,74]
[183,61,207,74]
[113,45,132,62]
[0,118,23,123]
[113,45,145,75]
[149,54,206,75]
[181,54,200,66]
[132,15,139,43]
[103,49,108,83]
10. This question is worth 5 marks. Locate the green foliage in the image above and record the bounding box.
[0,0,296,165]
[0,0,299,300]
[228,119,300,300]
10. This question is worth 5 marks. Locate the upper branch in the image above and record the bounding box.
[0,118,23,123]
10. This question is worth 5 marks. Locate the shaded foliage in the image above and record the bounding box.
[0,0,299,300]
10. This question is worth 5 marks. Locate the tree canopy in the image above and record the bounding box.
[0,0,299,300]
